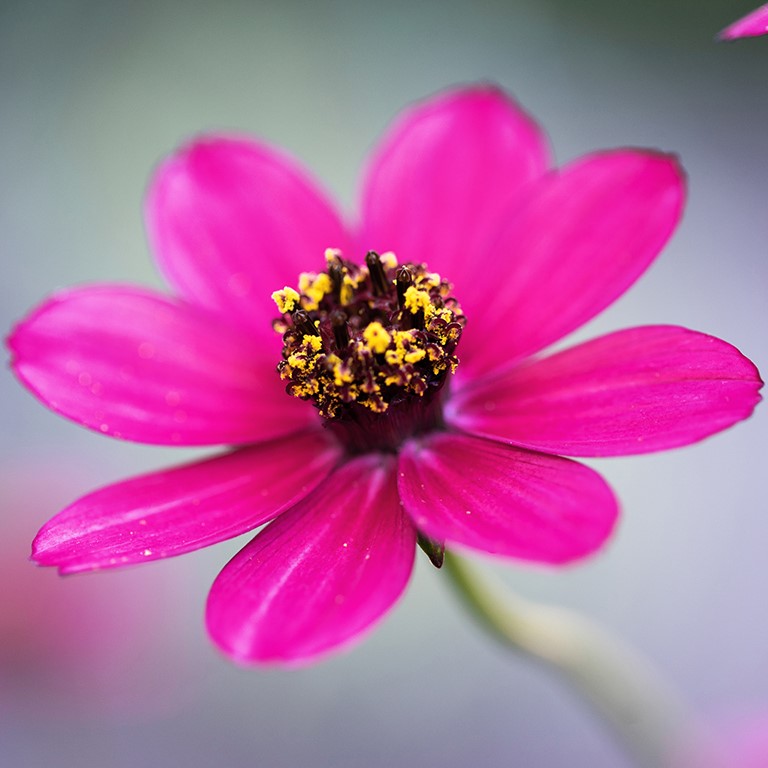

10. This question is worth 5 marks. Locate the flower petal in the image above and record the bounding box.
[206,454,416,665]
[457,150,685,379]
[8,285,315,445]
[448,326,763,457]
[32,430,342,574]
[359,85,550,300]
[146,135,353,340]
[398,432,618,564]
[719,4,768,40]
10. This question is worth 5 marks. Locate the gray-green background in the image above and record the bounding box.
[2,1,766,766]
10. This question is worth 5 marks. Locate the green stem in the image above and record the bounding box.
[442,552,687,768]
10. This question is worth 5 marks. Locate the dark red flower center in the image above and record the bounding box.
[272,250,465,453]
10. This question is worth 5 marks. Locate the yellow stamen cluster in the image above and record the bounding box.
[271,286,300,314]
[272,251,465,419]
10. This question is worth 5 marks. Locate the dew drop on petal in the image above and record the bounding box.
[77,372,92,386]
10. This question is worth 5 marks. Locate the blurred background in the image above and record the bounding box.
[1,0,766,766]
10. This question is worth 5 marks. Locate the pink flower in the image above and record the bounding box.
[7,86,762,666]
[718,4,768,40]
[675,714,768,768]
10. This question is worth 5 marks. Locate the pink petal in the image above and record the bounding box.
[359,85,550,307]
[719,4,768,40]
[8,285,315,445]
[448,326,763,457]
[32,430,342,574]
[398,432,618,564]
[456,150,685,379]
[146,135,353,341]
[206,454,416,665]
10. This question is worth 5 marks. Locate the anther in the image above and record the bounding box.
[328,260,343,299]
[331,309,349,350]
[365,251,389,297]
[395,266,413,309]
[292,309,320,338]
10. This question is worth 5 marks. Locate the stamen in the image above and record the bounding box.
[273,250,465,438]
[365,251,389,297]
[395,266,412,309]
[292,309,320,338]
[328,261,343,299]
[331,309,349,350]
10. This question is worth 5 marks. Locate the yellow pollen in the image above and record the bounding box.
[325,354,354,386]
[362,395,387,413]
[379,251,398,270]
[290,380,319,397]
[403,286,431,314]
[287,352,309,370]
[272,286,300,313]
[340,275,357,306]
[298,272,332,311]
[363,322,392,354]
[404,348,426,364]
[304,334,323,352]
[272,252,465,419]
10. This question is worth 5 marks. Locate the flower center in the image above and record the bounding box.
[271,249,465,453]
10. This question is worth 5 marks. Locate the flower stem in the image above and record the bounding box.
[442,552,687,768]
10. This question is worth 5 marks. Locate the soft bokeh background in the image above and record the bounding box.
[2,1,766,766]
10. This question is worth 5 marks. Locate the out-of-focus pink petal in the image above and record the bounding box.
[206,454,416,665]
[398,432,618,564]
[8,285,315,445]
[32,430,342,574]
[448,326,763,457]
[676,714,768,768]
[359,85,550,307]
[456,150,685,379]
[719,4,768,40]
[146,135,353,340]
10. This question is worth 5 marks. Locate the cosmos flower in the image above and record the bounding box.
[7,86,762,665]
[718,4,768,40]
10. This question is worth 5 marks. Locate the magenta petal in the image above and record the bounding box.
[457,150,685,378]
[206,454,416,665]
[719,4,768,40]
[359,85,550,306]
[146,135,353,340]
[32,430,342,574]
[8,285,314,445]
[398,432,618,564]
[449,326,763,457]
